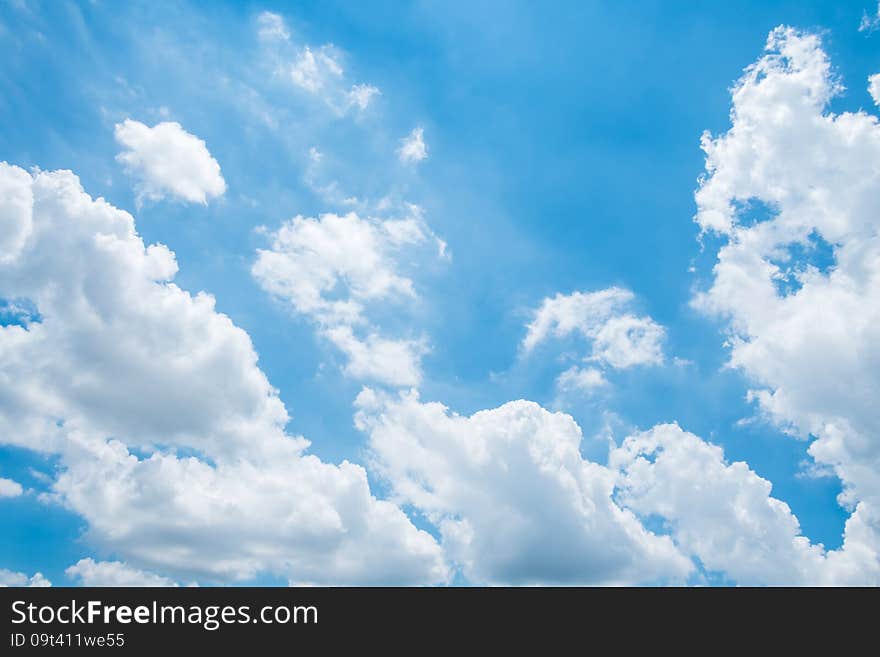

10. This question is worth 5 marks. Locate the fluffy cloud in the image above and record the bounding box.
[0,163,33,264]
[253,212,424,326]
[66,558,179,587]
[114,119,226,205]
[0,477,23,497]
[356,388,692,585]
[356,384,877,585]
[0,569,50,587]
[253,210,442,386]
[612,424,826,584]
[523,287,666,381]
[325,327,427,387]
[0,164,448,585]
[870,73,880,106]
[613,424,880,584]
[398,127,428,164]
[694,26,880,577]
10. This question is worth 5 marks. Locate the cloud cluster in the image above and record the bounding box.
[252,209,442,386]
[357,388,880,585]
[114,119,226,205]
[0,164,448,585]
[356,388,693,585]
[694,27,880,578]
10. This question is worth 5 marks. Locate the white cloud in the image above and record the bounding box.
[289,45,343,94]
[693,26,880,577]
[398,127,428,164]
[0,163,33,265]
[114,119,226,205]
[860,4,880,32]
[67,558,179,587]
[612,423,880,585]
[346,84,381,111]
[253,210,441,386]
[0,569,50,587]
[356,384,878,585]
[356,388,692,585]
[325,327,427,387]
[555,366,607,393]
[612,424,826,584]
[256,11,289,42]
[523,287,665,369]
[259,18,380,116]
[0,164,448,585]
[253,212,419,325]
[869,73,880,106]
[0,477,23,497]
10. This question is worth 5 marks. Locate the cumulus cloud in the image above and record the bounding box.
[523,287,666,374]
[114,119,226,205]
[252,209,442,386]
[694,26,880,578]
[356,388,693,585]
[0,163,33,265]
[0,164,448,585]
[0,569,50,587]
[398,127,428,164]
[66,558,179,587]
[612,424,826,584]
[613,423,880,584]
[869,73,880,106]
[0,476,23,497]
[355,385,878,584]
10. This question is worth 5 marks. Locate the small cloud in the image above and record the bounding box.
[398,127,428,164]
[522,287,665,369]
[257,11,290,41]
[289,45,343,94]
[556,366,608,394]
[114,119,226,206]
[346,83,381,111]
[0,477,23,498]
[0,568,50,587]
[859,4,880,32]
[263,39,382,116]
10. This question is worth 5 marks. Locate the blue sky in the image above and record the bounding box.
[1,1,880,586]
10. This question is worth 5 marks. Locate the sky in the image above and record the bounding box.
[1,0,880,586]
